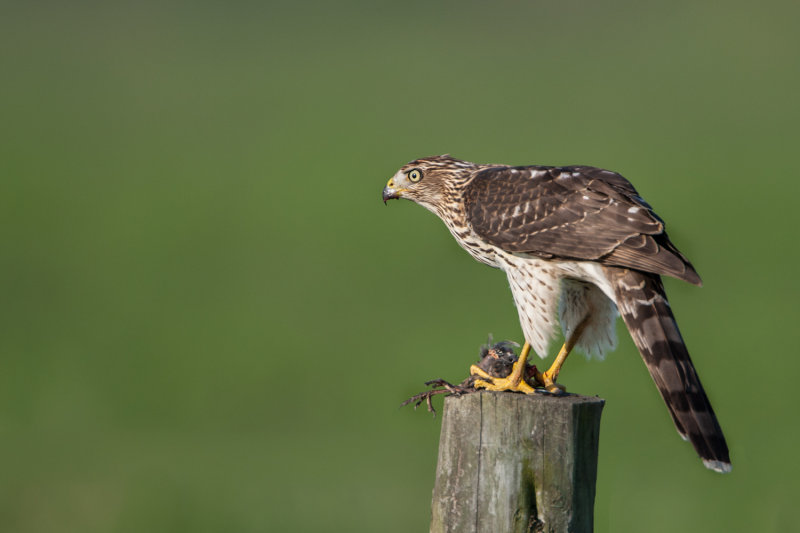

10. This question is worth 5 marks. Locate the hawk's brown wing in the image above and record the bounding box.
[463,166,701,285]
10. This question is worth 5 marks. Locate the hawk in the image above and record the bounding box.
[382,155,730,473]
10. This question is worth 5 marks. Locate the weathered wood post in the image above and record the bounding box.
[430,391,604,533]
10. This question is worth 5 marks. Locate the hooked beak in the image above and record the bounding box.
[382,178,406,204]
[382,186,399,204]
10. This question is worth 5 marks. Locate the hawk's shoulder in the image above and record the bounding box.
[463,165,701,285]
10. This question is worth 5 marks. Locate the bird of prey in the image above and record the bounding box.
[382,155,730,473]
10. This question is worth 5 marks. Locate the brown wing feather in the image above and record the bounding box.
[463,166,701,285]
[610,268,730,471]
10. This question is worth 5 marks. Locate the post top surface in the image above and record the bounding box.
[444,390,605,407]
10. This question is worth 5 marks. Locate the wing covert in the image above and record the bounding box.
[463,166,701,285]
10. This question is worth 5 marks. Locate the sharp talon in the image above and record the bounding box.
[471,358,537,394]
[474,376,536,394]
[544,383,566,395]
[472,378,493,389]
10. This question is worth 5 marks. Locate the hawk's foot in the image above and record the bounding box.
[469,362,537,394]
[533,368,567,395]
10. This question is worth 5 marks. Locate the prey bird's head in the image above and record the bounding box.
[382,155,479,213]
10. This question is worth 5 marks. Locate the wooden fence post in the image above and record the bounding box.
[430,391,604,533]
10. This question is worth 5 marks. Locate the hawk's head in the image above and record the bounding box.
[382,155,478,213]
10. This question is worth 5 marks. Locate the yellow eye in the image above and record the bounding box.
[408,169,422,182]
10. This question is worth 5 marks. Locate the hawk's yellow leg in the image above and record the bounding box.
[471,314,591,395]
[533,314,591,394]
[471,342,536,394]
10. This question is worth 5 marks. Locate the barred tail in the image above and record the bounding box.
[611,269,731,472]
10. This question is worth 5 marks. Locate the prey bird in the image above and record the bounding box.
[382,155,730,473]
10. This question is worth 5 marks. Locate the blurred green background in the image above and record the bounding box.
[1,1,798,531]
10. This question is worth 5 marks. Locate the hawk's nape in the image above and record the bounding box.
[382,155,730,472]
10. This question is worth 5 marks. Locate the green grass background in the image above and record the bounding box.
[2,1,798,531]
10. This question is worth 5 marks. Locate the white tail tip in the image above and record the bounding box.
[703,459,732,473]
